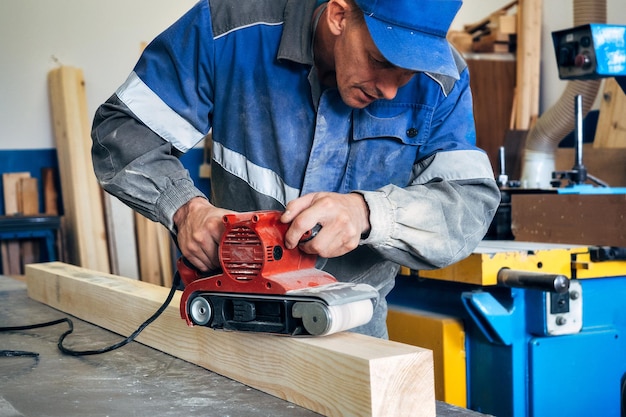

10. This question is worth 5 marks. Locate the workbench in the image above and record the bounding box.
[0,275,491,417]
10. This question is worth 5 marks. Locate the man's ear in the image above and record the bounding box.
[326,0,349,35]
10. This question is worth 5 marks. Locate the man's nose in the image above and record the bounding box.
[376,81,399,100]
[376,71,413,100]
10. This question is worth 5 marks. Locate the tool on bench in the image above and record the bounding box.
[178,210,379,336]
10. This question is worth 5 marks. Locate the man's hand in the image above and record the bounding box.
[281,192,371,258]
[173,197,234,272]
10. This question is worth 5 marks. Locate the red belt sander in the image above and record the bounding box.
[178,211,379,336]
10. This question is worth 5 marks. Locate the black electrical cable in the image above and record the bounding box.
[1,272,180,357]
[0,318,69,358]
[1,350,40,358]
[59,272,180,356]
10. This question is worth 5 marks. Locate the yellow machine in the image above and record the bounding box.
[387,241,626,417]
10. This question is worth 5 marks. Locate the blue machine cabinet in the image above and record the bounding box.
[388,242,626,417]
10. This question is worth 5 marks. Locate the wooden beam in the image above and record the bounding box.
[48,66,110,273]
[514,0,542,130]
[594,77,626,148]
[25,262,435,417]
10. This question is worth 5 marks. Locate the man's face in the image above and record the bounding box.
[333,18,416,109]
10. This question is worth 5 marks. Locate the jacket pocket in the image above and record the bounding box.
[353,103,433,144]
[344,104,434,191]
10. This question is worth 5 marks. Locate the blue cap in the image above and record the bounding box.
[354,0,462,79]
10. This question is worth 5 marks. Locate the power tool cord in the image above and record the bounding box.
[0,272,180,358]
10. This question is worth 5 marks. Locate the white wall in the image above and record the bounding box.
[0,0,624,150]
[0,0,196,150]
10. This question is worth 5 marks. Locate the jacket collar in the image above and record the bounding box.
[277,0,318,66]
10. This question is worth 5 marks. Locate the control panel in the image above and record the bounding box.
[552,23,626,80]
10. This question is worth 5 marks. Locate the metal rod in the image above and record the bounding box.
[497,146,508,187]
[497,268,570,293]
[574,94,583,168]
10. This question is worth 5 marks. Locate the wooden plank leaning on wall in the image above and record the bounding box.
[48,66,110,273]
[514,0,542,130]
[17,177,40,268]
[1,172,31,275]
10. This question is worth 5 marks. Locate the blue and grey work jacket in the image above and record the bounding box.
[91,0,500,338]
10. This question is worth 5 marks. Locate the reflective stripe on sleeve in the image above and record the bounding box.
[116,71,205,152]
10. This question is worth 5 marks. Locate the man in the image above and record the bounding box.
[91,0,500,338]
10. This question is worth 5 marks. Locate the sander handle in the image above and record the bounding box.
[176,256,222,287]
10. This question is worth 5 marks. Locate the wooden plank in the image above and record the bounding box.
[42,167,59,215]
[2,172,30,275]
[17,177,40,270]
[25,262,435,417]
[594,77,626,148]
[104,194,139,279]
[134,212,173,286]
[2,172,30,215]
[4,242,20,276]
[514,0,542,130]
[17,177,39,215]
[498,14,517,35]
[135,213,163,285]
[156,226,174,288]
[48,66,110,273]
[0,244,8,275]
[2,240,22,275]
[511,194,626,246]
